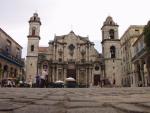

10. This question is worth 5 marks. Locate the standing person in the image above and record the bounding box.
[113,79,116,87]
[45,74,48,88]
[36,74,40,87]
[40,70,47,88]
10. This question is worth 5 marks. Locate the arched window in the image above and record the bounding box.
[109,29,114,39]
[31,45,34,52]
[14,69,17,78]
[110,46,116,58]
[32,27,36,36]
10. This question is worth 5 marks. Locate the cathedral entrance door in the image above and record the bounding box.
[67,63,76,79]
[94,74,100,86]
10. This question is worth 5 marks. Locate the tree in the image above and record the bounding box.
[144,21,150,51]
[144,20,150,85]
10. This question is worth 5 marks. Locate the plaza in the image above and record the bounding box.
[0,87,150,113]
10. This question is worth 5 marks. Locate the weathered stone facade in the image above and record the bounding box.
[0,28,24,80]
[26,13,104,86]
[26,13,41,83]
[101,16,122,86]
[120,25,144,87]
[132,33,149,86]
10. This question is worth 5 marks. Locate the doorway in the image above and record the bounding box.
[94,74,100,86]
[67,63,76,79]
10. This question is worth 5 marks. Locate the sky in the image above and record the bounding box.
[0,0,150,58]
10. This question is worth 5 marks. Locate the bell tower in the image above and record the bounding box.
[101,16,121,86]
[26,13,41,83]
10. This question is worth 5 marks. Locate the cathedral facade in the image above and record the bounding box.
[26,13,104,87]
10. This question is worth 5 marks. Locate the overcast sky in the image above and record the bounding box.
[0,0,150,58]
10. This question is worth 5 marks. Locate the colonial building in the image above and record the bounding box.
[0,28,24,81]
[120,25,144,87]
[101,16,122,86]
[132,33,149,86]
[26,13,104,87]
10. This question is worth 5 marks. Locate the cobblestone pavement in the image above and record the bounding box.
[0,87,150,113]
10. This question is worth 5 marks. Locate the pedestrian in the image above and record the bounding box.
[40,70,47,88]
[36,74,40,87]
[113,79,116,87]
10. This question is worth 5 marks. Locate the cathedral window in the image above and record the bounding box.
[109,29,114,39]
[31,45,34,52]
[68,44,75,51]
[43,65,48,69]
[33,17,36,21]
[32,27,36,36]
[95,66,99,71]
[68,44,75,56]
[110,46,116,58]
[59,58,62,62]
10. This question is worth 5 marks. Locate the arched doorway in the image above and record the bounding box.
[3,65,8,79]
[109,29,115,39]
[10,67,13,77]
[14,69,18,78]
[110,46,116,58]
[94,74,100,86]
[67,63,76,79]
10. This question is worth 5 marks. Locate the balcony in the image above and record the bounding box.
[0,49,24,67]
[132,46,146,62]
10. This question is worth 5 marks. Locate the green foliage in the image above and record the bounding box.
[144,21,150,52]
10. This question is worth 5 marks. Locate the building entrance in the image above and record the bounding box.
[94,74,100,86]
[67,63,76,79]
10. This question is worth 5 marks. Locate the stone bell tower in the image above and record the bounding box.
[26,13,41,83]
[101,16,121,86]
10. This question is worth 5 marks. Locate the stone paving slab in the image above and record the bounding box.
[108,103,150,113]
[0,87,150,113]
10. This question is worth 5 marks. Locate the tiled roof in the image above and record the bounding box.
[38,47,48,52]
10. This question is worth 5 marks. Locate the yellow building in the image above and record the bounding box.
[120,25,144,87]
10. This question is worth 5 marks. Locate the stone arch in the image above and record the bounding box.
[14,69,18,78]
[110,46,116,58]
[32,27,36,36]
[3,65,8,79]
[109,29,115,39]
[31,45,34,52]
[10,67,14,77]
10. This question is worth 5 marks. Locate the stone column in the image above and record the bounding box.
[87,67,89,86]
[52,66,54,82]
[91,68,93,85]
[56,66,58,81]
[77,68,80,85]
[63,68,67,81]
[134,63,139,87]
[139,60,145,86]
[85,68,87,87]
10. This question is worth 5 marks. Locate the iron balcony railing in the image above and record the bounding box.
[0,49,24,67]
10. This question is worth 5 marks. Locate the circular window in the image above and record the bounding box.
[95,66,99,71]
[68,44,75,51]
